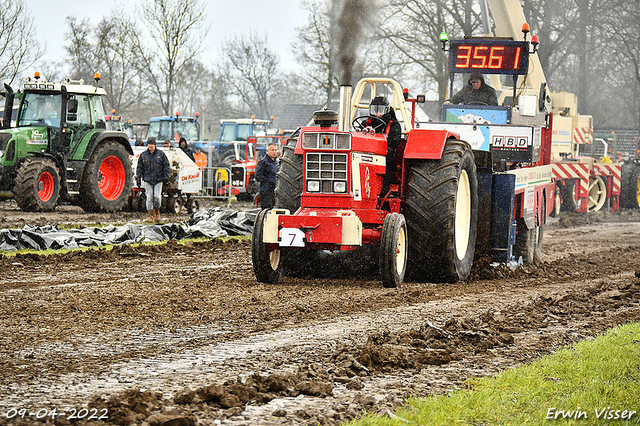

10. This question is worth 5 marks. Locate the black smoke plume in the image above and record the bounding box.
[336,0,373,85]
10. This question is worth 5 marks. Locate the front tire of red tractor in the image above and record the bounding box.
[403,140,478,283]
[252,209,282,283]
[78,141,133,212]
[271,134,321,277]
[13,157,61,212]
[379,212,408,288]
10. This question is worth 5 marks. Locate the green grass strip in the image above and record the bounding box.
[348,322,640,425]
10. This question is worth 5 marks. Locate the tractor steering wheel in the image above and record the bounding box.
[468,101,488,106]
[352,116,387,133]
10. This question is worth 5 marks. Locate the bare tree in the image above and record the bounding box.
[521,0,573,81]
[375,0,483,104]
[65,17,95,83]
[0,0,43,85]
[64,15,149,117]
[292,0,337,105]
[172,59,237,139]
[220,33,283,118]
[600,1,640,129]
[131,0,209,116]
[95,15,150,114]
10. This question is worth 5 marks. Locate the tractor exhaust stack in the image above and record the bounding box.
[338,85,352,132]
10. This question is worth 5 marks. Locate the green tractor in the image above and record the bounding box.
[0,73,133,212]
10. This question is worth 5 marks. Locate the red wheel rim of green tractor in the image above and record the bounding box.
[98,155,126,201]
[38,171,55,202]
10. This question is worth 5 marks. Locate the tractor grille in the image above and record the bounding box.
[305,153,348,193]
[302,132,351,150]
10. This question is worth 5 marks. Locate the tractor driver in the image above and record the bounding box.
[450,70,498,106]
[368,96,402,197]
[42,97,60,127]
[31,97,59,127]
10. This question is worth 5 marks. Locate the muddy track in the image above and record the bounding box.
[1,202,640,426]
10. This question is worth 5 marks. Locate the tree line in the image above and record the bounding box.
[1,0,638,135]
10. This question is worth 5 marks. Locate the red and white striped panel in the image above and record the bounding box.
[552,163,590,197]
[593,163,622,195]
[573,127,593,144]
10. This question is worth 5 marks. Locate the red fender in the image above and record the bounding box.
[403,129,461,160]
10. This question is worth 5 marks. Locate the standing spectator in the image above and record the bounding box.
[193,146,208,169]
[178,137,195,161]
[164,139,173,148]
[193,146,209,190]
[136,137,170,222]
[255,142,279,209]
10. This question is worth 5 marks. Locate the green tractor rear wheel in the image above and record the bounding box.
[13,157,61,212]
[78,141,133,212]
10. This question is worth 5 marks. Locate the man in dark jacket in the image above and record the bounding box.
[368,96,402,197]
[450,70,498,106]
[255,142,279,209]
[136,137,171,222]
[178,137,195,162]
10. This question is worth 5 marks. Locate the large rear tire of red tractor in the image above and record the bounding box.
[379,212,408,288]
[621,162,640,209]
[252,209,282,283]
[403,140,478,283]
[275,136,303,213]
[13,157,60,212]
[78,141,133,212]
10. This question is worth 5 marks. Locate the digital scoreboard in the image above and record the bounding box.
[449,39,529,75]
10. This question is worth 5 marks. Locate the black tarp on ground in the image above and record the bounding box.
[0,208,259,252]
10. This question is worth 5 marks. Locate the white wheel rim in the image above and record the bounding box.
[269,249,281,270]
[455,170,471,260]
[396,225,406,276]
[587,176,607,212]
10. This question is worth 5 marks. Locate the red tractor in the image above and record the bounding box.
[253,67,554,286]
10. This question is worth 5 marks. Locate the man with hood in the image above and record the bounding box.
[450,70,498,106]
[178,137,195,162]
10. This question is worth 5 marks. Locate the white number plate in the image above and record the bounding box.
[279,228,306,247]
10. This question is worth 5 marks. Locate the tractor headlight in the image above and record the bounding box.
[307,180,320,192]
[333,181,347,193]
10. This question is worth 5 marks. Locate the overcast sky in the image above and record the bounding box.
[29,0,307,72]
